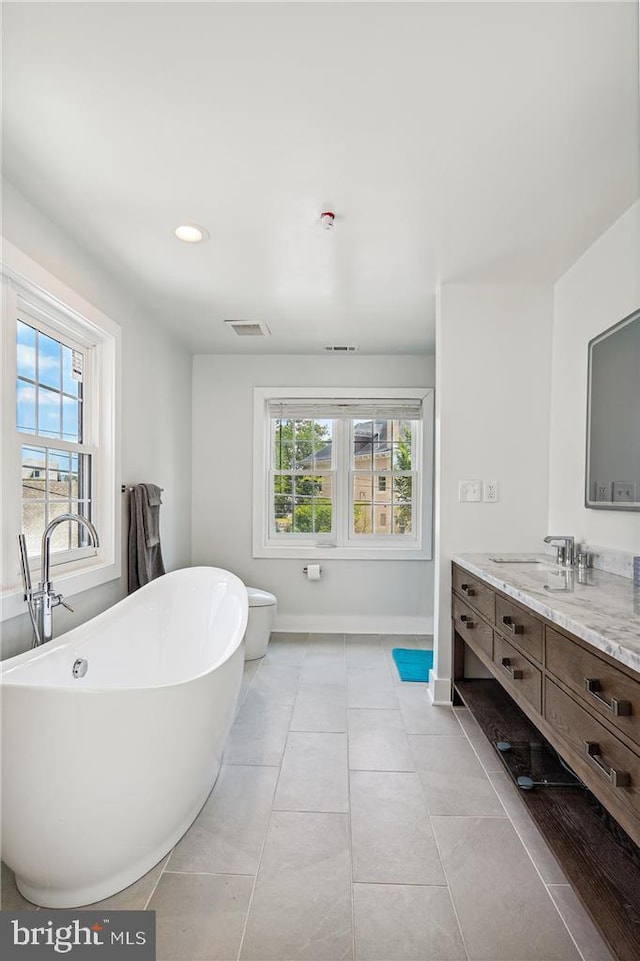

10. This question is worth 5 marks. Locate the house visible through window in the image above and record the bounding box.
[253,389,433,560]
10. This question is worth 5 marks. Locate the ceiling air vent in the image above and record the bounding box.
[224,319,271,337]
[323,345,358,352]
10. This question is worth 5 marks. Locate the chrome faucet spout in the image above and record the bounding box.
[40,513,99,587]
[543,535,575,567]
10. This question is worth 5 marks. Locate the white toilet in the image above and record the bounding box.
[244,587,277,660]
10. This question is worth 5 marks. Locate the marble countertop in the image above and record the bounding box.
[452,553,640,675]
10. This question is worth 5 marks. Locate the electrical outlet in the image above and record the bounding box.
[612,481,636,503]
[594,481,611,502]
[483,480,498,503]
[459,480,482,502]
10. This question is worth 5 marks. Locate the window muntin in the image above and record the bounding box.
[21,445,92,555]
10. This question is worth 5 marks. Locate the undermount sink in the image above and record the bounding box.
[488,555,542,564]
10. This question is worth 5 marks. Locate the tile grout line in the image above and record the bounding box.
[409,704,471,961]
[234,749,285,961]
[234,810,273,961]
[344,634,357,961]
[424,809,472,961]
[234,653,266,715]
[235,638,311,961]
[143,853,171,912]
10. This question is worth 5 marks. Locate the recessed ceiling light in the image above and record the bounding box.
[174,223,209,243]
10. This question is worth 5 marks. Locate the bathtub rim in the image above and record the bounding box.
[0,565,249,693]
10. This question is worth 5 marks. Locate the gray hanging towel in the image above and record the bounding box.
[128,483,166,593]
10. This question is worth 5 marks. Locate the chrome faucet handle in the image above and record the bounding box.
[54,594,75,614]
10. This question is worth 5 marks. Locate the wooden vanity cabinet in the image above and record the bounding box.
[451,562,640,847]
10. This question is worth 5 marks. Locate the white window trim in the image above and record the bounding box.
[252,386,434,560]
[1,240,122,622]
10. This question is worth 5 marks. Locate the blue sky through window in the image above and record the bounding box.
[17,321,82,442]
[38,331,61,390]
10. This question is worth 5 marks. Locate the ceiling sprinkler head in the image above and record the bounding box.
[319,211,335,230]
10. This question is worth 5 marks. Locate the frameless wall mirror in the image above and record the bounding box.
[585,307,640,510]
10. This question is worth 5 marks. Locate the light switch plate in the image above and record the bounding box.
[459,480,482,502]
[594,481,611,502]
[612,481,636,503]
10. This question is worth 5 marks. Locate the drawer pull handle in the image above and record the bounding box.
[460,583,475,597]
[584,741,631,788]
[501,615,523,635]
[500,657,523,680]
[584,679,632,717]
[459,614,475,629]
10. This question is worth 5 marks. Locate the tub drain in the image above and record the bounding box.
[72,658,88,678]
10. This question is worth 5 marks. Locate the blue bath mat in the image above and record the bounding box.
[392,648,433,682]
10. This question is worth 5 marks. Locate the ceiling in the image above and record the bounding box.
[2,1,639,355]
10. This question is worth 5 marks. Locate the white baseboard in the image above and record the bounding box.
[428,671,453,705]
[273,614,433,636]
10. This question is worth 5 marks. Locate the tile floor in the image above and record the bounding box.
[1,632,616,961]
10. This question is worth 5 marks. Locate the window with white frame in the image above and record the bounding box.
[253,388,433,560]
[1,245,121,620]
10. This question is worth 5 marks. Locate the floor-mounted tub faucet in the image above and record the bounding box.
[543,535,575,567]
[18,514,99,646]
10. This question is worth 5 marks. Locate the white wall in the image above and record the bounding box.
[549,201,640,553]
[192,354,434,634]
[0,181,193,659]
[432,284,554,701]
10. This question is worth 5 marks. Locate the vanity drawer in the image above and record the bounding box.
[452,566,495,623]
[546,628,640,747]
[493,632,542,714]
[495,595,543,663]
[452,597,493,659]
[545,678,640,820]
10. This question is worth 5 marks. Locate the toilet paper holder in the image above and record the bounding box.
[302,565,322,576]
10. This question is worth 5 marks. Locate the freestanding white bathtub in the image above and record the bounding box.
[1,566,248,908]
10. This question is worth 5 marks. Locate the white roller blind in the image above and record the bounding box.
[268,399,423,420]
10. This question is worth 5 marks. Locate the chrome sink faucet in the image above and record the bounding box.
[543,535,575,567]
[18,514,99,646]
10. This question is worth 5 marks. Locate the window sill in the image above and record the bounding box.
[1,555,121,622]
[253,544,431,561]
